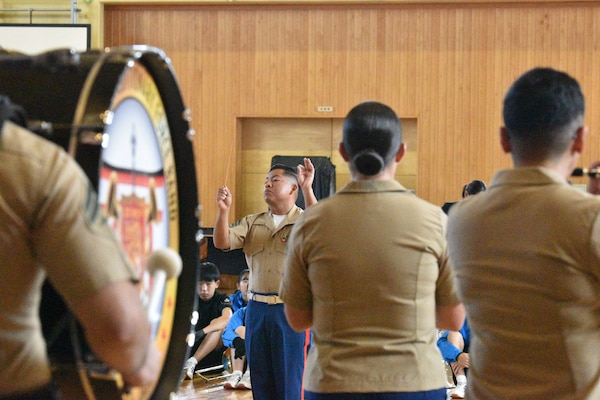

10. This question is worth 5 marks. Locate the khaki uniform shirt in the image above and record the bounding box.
[280,180,459,393]
[228,205,303,294]
[448,167,600,400]
[0,122,136,395]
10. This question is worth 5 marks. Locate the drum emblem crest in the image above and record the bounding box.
[103,170,164,280]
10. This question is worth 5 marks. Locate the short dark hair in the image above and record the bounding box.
[269,163,299,185]
[502,68,584,162]
[460,184,468,198]
[342,101,402,176]
[464,180,487,197]
[238,268,249,283]
[198,261,220,282]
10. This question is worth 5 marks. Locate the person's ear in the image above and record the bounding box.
[289,180,298,195]
[339,142,350,161]
[499,127,511,153]
[571,126,587,155]
[395,143,407,163]
[214,279,220,288]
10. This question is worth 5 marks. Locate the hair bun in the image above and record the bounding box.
[353,149,384,176]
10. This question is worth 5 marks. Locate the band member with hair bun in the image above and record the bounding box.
[280,101,464,400]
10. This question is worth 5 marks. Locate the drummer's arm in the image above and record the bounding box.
[72,280,161,387]
[214,186,232,249]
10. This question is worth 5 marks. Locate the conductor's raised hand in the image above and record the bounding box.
[297,157,315,192]
[216,185,232,211]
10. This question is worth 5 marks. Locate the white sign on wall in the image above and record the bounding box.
[0,24,90,55]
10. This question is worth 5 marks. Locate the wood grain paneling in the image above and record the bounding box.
[104,3,600,223]
[238,117,417,217]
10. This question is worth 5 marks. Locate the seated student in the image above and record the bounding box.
[229,268,249,312]
[221,268,250,389]
[437,319,471,399]
[442,180,487,214]
[182,262,233,380]
[222,306,251,390]
[464,179,487,197]
[442,184,468,214]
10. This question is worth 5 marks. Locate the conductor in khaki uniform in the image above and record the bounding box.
[213,158,317,400]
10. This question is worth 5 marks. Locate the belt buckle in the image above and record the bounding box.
[266,296,277,305]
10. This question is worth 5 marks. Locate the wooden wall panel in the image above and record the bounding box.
[104,3,600,224]
[240,118,333,218]
[238,117,417,218]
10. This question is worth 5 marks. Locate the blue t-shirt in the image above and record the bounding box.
[222,306,247,347]
[437,319,470,363]
[229,290,248,312]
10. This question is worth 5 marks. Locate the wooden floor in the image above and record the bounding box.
[51,365,253,400]
[53,370,456,400]
[173,373,253,400]
[53,365,455,400]
[171,375,456,400]
[172,376,458,400]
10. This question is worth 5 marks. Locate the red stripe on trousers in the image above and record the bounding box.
[301,329,310,400]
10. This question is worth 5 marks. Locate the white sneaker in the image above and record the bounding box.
[236,370,252,390]
[450,382,466,399]
[182,357,197,380]
[223,370,242,389]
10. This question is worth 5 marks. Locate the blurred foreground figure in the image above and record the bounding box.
[0,96,160,398]
[447,68,600,399]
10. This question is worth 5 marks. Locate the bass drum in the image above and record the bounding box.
[0,46,200,400]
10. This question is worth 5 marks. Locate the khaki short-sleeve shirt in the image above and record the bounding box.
[228,205,303,294]
[280,180,459,393]
[0,123,136,395]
